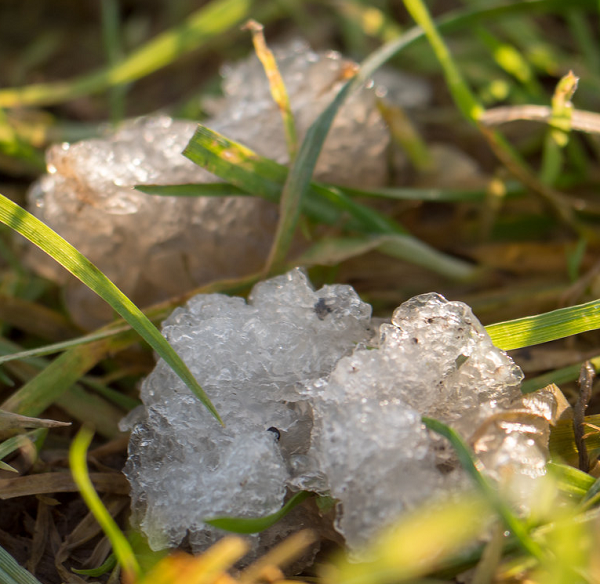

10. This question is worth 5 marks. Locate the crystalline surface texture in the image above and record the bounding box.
[123,269,372,553]
[26,42,391,328]
[303,293,524,551]
[125,272,528,558]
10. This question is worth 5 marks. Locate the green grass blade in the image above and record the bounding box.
[100,0,127,124]
[204,491,311,534]
[546,462,595,499]
[339,182,523,203]
[0,193,220,424]
[0,327,129,366]
[377,235,479,280]
[72,553,117,577]
[136,183,247,197]
[0,0,589,110]
[248,0,582,274]
[262,78,355,273]
[244,18,299,273]
[0,336,131,437]
[521,356,600,394]
[184,126,476,280]
[485,299,600,351]
[403,0,483,123]
[70,426,141,581]
[138,181,524,204]
[403,0,585,237]
[0,0,268,108]
[0,544,43,584]
[2,272,262,422]
[1,334,133,417]
[0,461,18,473]
[422,416,544,560]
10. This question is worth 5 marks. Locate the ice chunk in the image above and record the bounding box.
[302,292,523,550]
[122,269,372,554]
[124,270,540,561]
[26,42,393,328]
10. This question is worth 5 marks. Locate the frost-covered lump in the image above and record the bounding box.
[123,270,541,560]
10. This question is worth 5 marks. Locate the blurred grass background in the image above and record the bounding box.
[3,0,600,582]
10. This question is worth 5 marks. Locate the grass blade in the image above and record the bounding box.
[0,544,43,584]
[1,272,262,423]
[0,193,220,424]
[546,462,595,499]
[0,327,129,365]
[136,183,246,197]
[69,426,141,581]
[322,495,491,584]
[403,0,483,123]
[184,126,476,280]
[295,235,390,266]
[402,0,586,237]
[0,0,271,108]
[0,336,130,438]
[261,79,357,273]
[521,355,600,394]
[244,20,297,159]
[241,0,586,275]
[422,416,544,560]
[72,553,117,577]
[204,491,311,534]
[485,299,600,351]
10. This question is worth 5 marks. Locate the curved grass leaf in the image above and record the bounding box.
[204,491,311,534]
[296,235,390,266]
[70,426,141,581]
[72,553,117,577]
[422,416,544,560]
[403,0,483,123]
[486,299,600,351]
[578,475,600,511]
[244,19,297,160]
[0,193,221,424]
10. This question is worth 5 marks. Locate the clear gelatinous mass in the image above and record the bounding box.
[123,269,541,560]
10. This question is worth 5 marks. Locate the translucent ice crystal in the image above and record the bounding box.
[122,269,373,554]
[124,270,542,561]
[26,41,394,328]
[303,292,523,550]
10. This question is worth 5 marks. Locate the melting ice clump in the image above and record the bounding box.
[26,42,396,328]
[123,269,536,558]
